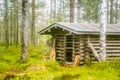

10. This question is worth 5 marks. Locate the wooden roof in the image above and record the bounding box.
[39,22,120,35]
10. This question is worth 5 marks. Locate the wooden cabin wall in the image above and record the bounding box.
[55,34,88,64]
[55,34,120,64]
[88,35,120,61]
[72,35,87,64]
[87,35,120,63]
[55,35,65,62]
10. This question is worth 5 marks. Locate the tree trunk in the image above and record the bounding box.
[4,0,9,47]
[0,21,1,42]
[54,0,56,22]
[50,0,53,20]
[59,0,62,21]
[95,0,99,23]
[13,1,16,45]
[70,0,75,22]
[99,0,107,61]
[115,0,118,23]
[107,0,110,23]
[16,0,19,46]
[62,0,65,21]
[77,0,80,23]
[110,0,113,23]
[13,0,19,46]
[10,6,13,45]
[21,0,29,61]
[31,0,36,45]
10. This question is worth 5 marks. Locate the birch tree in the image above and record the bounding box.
[99,0,107,61]
[21,0,29,61]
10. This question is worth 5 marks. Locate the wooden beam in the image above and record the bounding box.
[88,42,101,62]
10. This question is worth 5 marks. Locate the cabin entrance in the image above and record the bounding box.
[65,35,73,62]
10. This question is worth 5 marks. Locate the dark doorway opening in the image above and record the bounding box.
[66,35,73,62]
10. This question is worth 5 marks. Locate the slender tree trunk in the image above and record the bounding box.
[54,0,56,22]
[31,0,36,45]
[86,0,91,23]
[62,0,65,21]
[0,21,4,43]
[16,0,19,46]
[10,6,13,45]
[4,0,9,47]
[99,0,107,61]
[0,21,1,42]
[110,0,113,23]
[77,0,81,23]
[13,0,17,45]
[50,0,53,20]
[107,0,109,23]
[115,0,118,23]
[21,0,29,61]
[70,0,75,22]
[59,0,62,21]
[13,0,19,46]
[95,0,99,23]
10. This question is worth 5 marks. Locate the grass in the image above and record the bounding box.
[0,45,120,80]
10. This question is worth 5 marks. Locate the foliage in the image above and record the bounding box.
[0,45,120,80]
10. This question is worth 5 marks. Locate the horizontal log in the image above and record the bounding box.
[106,57,120,60]
[107,54,120,56]
[95,46,120,49]
[56,57,64,60]
[95,49,120,51]
[92,43,120,46]
[107,50,120,53]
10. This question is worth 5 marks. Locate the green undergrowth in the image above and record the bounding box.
[0,45,120,80]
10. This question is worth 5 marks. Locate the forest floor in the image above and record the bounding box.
[0,45,120,80]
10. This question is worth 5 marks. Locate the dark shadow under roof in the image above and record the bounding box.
[39,22,120,35]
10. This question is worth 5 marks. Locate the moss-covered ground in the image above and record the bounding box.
[0,45,120,80]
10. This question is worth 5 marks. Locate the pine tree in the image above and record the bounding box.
[4,0,9,47]
[31,0,36,45]
[21,0,29,61]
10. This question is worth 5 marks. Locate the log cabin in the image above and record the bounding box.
[39,22,120,64]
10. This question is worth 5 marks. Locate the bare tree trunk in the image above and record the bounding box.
[31,0,36,45]
[70,0,75,22]
[54,0,56,22]
[21,0,29,61]
[99,0,107,61]
[0,21,2,42]
[77,0,81,23]
[115,0,118,23]
[110,0,113,23]
[59,0,62,21]
[50,0,53,20]
[16,0,19,46]
[95,0,99,23]
[13,1,16,45]
[4,0,9,47]
[10,6,13,45]
[107,0,110,23]
[62,0,65,21]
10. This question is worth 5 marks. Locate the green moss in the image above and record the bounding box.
[0,45,120,80]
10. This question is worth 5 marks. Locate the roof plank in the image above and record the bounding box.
[39,22,120,35]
